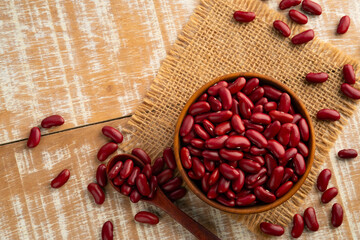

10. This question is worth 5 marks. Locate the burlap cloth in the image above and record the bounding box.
[121,0,359,237]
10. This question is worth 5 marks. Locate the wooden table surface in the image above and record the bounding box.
[0,0,359,239]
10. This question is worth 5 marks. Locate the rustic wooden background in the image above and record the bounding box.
[0,0,359,239]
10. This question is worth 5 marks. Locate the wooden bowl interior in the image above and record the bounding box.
[174,72,315,214]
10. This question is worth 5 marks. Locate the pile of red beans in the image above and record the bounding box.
[179,76,310,207]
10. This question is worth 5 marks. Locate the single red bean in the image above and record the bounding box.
[236,189,252,198]
[51,169,70,188]
[108,161,123,179]
[96,164,108,187]
[233,11,256,23]
[239,101,252,119]
[87,183,105,204]
[245,167,267,185]
[120,183,132,196]
[275,181,293,198]
[292,114,302,124]
[218,177,231,193]
[289,124,300,147]
[162,147,176,170]
[219,163,240,180]
[162,177,183,192]
[248,87,265,103]
[337,16,351,34]
[190,139,205,149]
[208,81,228,96]
[119,159,134,179]
[277,123,292,146]
[189,101,211,116]
[218,87,233,110]
[279,0,301,10]
[127,166,140,186]
[263,85,282,100]
[148,175,158,199]
[341,83,360,99]
[237,92,255,109]
[306,72,328,83]
[268,166,284,191]
[208,96,222,112]
[338,149,358,158]
[232,170,245,192]
[226,189,236,199]
[231,114,245,134]
[291,29,315,45]
[269,110,294,123]
[207,183,219,199]
[264,102,277,112]
[321,187,338,203]
[291,214,304,238]
[273,20,291,37]
[194,112,212,123]
[41,115,65,128]
[343,64,356,84]
[231,99,240,116]
[289,9,308,24]
[182,129,196,144]
[97,143,118,162]
[252,105,264,114]
[255,97,268,106]
[263,121,281,140]
[317,109,340,121]
[216,195,235,207]
[243,120,264,132]
[279,147,297,166]
[208,168,220,186]
[204,159,215,172]
[152,158,164,176]
[168,187,187,201]
[277,93,291,113]
[157,169,173,185]
[243,78,259,95]
[254,186,276,203]
[194,124,210,140]
[297,142,309,157]
[244,154,265,166]
[260,222,284,236]
[302,0,322,15]
[293,153,306,176]
[228,77,246,94]
[266,140,285,159]
[187,145,202,157]
[199,93,208,101]
[214,122,232,136]
[317,169,331,192]
[201,173,210,192]
[265,154,277,176]
[238,159,261,173]
[102,221,113,240]
[202,150,221,161]
[219,149,244,161]
[113,176,125,186]
[131,148,151,164]
[102,126,123,143]
[250,146,267,155]
[251,113,271,125]
[208,110,233,123]
[27,127,41,148]
[225,135,251,149]
[331,203,343,227]
[188,171,201,180]
[298,118,309,142]
[136,174,151,196]
[245,130,268,148]
[180,115,194,137]
[236,194,256,206]
[202,119,216,137]
[142,164,152,179]
[134,211,159,225]
[304,207,319,231]
[130,189,142,203]
[192,157,205,178]
[246,174,268,189]
[281,168,294,184]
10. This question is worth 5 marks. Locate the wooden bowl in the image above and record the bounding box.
[173,72,315,214]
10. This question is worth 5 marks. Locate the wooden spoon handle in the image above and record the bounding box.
[153,191,220,240]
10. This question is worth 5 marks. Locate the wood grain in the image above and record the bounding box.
[0,0,359,239]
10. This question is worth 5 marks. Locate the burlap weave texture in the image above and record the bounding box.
[122,0,359,236]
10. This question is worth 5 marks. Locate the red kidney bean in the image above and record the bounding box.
[108,161,123,179]
[237,92,255,109]
[289,9,308,24]
[264,102,277,112]
[51,169,70,188]
[180,115,194,137]
[263,121,281,140]
[273,20,291,37]
[277,123,292,146]
[279,0,301,10]
[187,145,202,156]
[239,101,252,119]
[190,139,205,149]
[204,159,215,171]
[231,99,240,115]
[263,85,282,100]
[316,109,340,121]
[202,119,216,137]
[194,112,212,123]
[148,176,158,199]
[208,168,220,186]
[219,149,244,161]
[218,87,233,110]
[277,93,291,113]
[266,140,285,159]
[255,97,268,106]
[214,122,232,136]
[231,115,245,134]
[268,166,285,192]
[113,176,125,186]
[228,77,246,94]
[189,101,211,116]
[331,203,343,227]
[219,163,240,180]
[292,114,302,124]
[250,146,267,155]
[292,174,298,182]
[245,167,267,185]
[304,207,319,231]
[302,0,322,15]
[233,11,256,23]
[236,194,256,206]
[131,148,151,164]
[201,173,210,192]
[316,169,331,192]
[192,157,205,178]
[291,29,315,45]
[207,183,219,199]
[216,195,235,207]
[102,221,113,240]
[244,154,265,166]
[231,171,245,192]
[182,129,196,144]
[246,174,268,189]
[337,16,351,34]
[298,118,309,141]
[297,142,309,157]
[289,124,300,147]
[245,130,268,148]
[270,110,294,123]
[306,72,328,83]
[199,93,208,101]
[102,126,123,143]
[208,110,233,123]
[180,147,192,169]
[142,164,152,179]
[135,211,159,225]
[27,127,41,148]
[87,183,105,204]
[243,120,264,132]
[321,187,338,203]
[168,187,187,201]
[162,177,183,192]
[236,189,252,198]
[252,105,263,114]
[281,168,294,184]
[291,214,304,238]
[130,189,142,203]
[127,166,140,186]
[293,153,306,176]
[202,150,221,161]
[265,154,277,176]
[226,189,236,199]
[119,159,134,179]
[260,222,284,236]
[194,124,211,140]
[41,115,65,128]
[250,113,271,125]
[208,81,228,96]
[97,143,118,162]
[338,149,358,158]
[208,96,222,112]
[279,147,297,166]
[120,183,132,195]
[225,135,250,149]
[275,181,293,198]
[162,147,176,170]
[341,83,360,99]
[238,159,261,173]
[157,169,173,185]
[188,171,201,180]
[249,87,265,103]
[242,78,259,95]
[96,164,108,187]
[136,174,151,196]
[218,177,231,193]
[343,64,356,84]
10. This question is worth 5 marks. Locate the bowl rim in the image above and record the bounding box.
[173,72,315,214]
